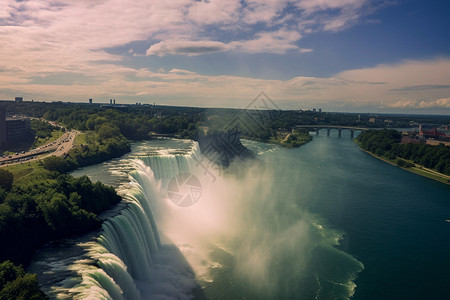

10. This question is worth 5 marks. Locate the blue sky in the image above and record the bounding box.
[1,0,449,114]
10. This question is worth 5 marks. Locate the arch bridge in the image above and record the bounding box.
[295,125,368,138]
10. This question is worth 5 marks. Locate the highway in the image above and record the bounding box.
[0,127,78,167]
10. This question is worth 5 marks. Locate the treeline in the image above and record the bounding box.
[3,101,450,153]
[357,130,450,175]
[2,102,202,140]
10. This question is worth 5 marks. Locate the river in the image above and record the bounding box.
[30,131,450,299]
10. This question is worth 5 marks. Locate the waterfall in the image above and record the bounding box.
[67,143,204,299]
[34,140,364,299]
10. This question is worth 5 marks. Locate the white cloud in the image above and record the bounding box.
[146,40,229,56]
[337,58,450,84]
[0,0,14,19]
[384,99,420,108]
[7,0,444,113]
[383,98,450,109]
[296,0,365,15]
[1,42,449,113]
[230,29,303,54]
[0,0,386,72]
[419,98,450,108]
[187,0,241,25]
[146,29,306,56]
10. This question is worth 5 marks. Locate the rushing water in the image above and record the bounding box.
[30,133,450,299]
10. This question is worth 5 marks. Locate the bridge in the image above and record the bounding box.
[295,125,369,138]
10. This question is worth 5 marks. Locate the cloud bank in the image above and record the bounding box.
[1,0,449,113]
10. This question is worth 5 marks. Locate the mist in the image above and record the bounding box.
[37,141,363,299]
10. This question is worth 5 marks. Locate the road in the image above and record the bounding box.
[0,127,78,167]
[43,130,78,158]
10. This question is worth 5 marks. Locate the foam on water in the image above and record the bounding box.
[31,140,363,299]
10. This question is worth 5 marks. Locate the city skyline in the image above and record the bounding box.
[1,0,450,114]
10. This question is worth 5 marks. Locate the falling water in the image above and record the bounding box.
[31,141,364,299]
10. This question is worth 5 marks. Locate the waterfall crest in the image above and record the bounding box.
[68,143,204,299]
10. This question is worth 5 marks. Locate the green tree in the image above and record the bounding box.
[97,123,121,141]
[0,261,47,299]
[0,170,13,191]
[42,156,71,173]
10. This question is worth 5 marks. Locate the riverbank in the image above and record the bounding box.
[358,146,450,185]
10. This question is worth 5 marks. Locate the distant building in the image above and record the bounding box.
[312,108,316,112]
[369,118,375,123]
[89,98,93,104]
[401,135,423,145]
[0,111,30,147]
[15,97,23,103]
[0,108,6,147]
[6,117,30,142]
[318,108,322,113]
[419,124,446,138]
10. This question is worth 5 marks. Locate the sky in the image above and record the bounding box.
[1,0,449,114]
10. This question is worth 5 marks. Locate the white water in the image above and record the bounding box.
[34,141,363,299]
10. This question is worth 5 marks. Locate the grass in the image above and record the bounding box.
[2,160,42,181]
[1,151,15,156]
[32,130,64,148]
[74,132,88,145]
[409,166,450,185]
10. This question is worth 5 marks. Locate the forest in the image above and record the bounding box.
[356,129,450,175]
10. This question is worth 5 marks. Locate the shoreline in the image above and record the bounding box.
[358,147,450,186]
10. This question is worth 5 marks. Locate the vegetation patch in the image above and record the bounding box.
[357,129,450,183]
[30,119,63,149]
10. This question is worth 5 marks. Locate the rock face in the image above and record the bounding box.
[197,130,255,168]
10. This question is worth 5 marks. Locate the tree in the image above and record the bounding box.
[0,261,46,300]
[42,156,70,173]
[97,123,121,140]
[0,170,13,191]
